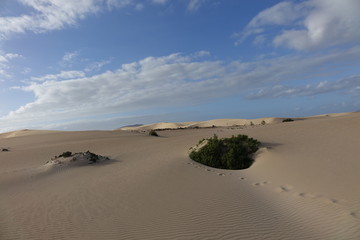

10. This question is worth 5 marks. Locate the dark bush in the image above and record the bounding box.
[282,118,294,122]
[86,150,99,163]
[58,151,72,158]
[189,134,260,170]
[149,129,159,136]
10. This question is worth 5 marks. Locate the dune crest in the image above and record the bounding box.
[120,117,285,131]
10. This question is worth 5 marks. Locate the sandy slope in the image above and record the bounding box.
[0,112,359,239]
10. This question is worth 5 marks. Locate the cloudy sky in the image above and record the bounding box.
[0,0,359,132]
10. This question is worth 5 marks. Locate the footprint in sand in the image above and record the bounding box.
[298,192,321,199]
[239,177,247,181]
[253,181,271,187]
[323,198,346,204]
[218,173,226,176]
[276,185,294,193]
[350,210,360,220]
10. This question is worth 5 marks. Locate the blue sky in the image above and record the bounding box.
[0,0,359,132]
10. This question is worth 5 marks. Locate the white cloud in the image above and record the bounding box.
[0,53,23,63]
[187,0,206,12]
[237,0,360,51]
[59,50,82,68]
[0,0,209,39]
[247,75,360,99]
[0,0,98,38]
[105,0,131,8]
[152,0,167,4]
[0,0,138,38]
[1,48,360,130]
[0,52,23,77]
[191,50,210,58]
[235,1,303,45]
[248,1,303,27]
[253,35,266,46]
[0,70,9,79]
[135,3,144,11]
[61,51,111,73]
[62,51,79,62]
[30,70,85,81]
[22,67,32,74]
[84,60,111,72]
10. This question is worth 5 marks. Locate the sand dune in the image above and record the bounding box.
[1,112,359,239]
[0,129,60,139]
[120,117,284,131]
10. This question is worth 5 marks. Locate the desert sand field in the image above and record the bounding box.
[1,112,359,239]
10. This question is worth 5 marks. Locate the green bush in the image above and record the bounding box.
[189,134,260,170]
[282,118,294,122]
[149,129,159,136]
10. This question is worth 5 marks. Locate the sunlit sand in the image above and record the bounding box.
[1,112,359,239]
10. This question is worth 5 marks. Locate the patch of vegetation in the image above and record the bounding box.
[189,134,261,170]
[86,150,100,163]
[282,118,294,122]
[58,151,72,158]
[53,151,109,164]
[149,129,159,136]
[261,120,266,125]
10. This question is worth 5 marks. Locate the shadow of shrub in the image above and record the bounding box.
[149,129,159,136]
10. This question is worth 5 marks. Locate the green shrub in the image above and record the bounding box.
[282,118,294,122]
[149,129,159,136]
[189,134,260,170]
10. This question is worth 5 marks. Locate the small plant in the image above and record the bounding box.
[282,118,294,122]
[52,151,109,164]
[250,121,254,126]
[58,151,72,158]
[86,150,99,163]
[149,129,159,136]
[189,134,260,170]
[261,120,266,125]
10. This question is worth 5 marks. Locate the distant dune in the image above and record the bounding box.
[0,112,359,239]
[0,129,60,139]
[119,117,284,131]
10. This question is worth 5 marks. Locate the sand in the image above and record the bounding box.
[0,112,359,239]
